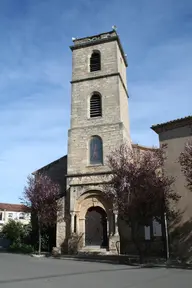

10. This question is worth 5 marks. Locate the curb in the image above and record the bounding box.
[31,254,46,258]
[54,256,119,264]
[50,254,192,269]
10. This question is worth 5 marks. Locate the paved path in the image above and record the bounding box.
[0,253,191,288]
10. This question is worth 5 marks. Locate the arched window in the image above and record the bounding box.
[90,93,102,118]
[90,136,103,165]
[90,51,101,72]
[19,212,25,220]
[8,213,13,219]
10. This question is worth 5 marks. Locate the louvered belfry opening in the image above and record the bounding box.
[90,52,101,72]
[90,94,102,118]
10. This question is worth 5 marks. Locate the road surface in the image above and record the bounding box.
[0,253,191,288]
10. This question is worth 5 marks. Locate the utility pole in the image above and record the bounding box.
[164,212,170,260]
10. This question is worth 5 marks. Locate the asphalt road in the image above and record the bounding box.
[0,253,191,288]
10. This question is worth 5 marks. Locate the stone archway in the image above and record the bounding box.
[74,190,113,249]
[85,206,108,247]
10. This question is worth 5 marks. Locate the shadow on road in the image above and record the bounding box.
[0,266,139,284]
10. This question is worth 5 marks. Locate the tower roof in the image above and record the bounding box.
[70,30,128,67]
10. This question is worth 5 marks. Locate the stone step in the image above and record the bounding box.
[81,246,106,251]
[78,246,109,255]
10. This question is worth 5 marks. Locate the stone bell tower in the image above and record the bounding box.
[66,30,131,252]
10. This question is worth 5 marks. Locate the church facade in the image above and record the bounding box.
[34,30,192,257]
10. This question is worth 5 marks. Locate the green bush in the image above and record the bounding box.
[2,220,34,254]
[2,220,25,244]
[20,244,34,254]
[9,242,34,254]
[2,220,32,245]
[8,242,21,252]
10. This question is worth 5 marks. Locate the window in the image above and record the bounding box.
[19,212,25,220]
[144,218,162,240]
[0,212,2,221]
[152,219,162,237]
[90,51,101,72]
[74,215,77,233]
[89,136,103,165]
[26,213,30,219]
[90,93,102,118]
[8,213,13,218]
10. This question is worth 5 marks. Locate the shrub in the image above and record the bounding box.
[9,242,34,254]
[2,220,34,253]
[22,223,33,245]
[2,220,25,244]
[20,243,34,254]
[8,242,21,252]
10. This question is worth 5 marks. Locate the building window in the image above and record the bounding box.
[90,51,101,72]
[8,213,13,219]
[90,93,102,118]
[152,218,162,237]
[90,136,103,165]
[74,215,77,233]
[26,213,30,219]
[19,212,25,220]
[0,212,2,221]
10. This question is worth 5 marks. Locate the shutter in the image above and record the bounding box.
[90,94,102,117]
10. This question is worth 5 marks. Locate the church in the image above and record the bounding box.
[34,30,192,257]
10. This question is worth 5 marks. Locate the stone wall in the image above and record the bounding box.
[68,36,130,175]
[68,123,127,175]
[37,155,67,196]
[72,40,119,81]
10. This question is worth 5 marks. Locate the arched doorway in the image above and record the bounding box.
[85,206,108,247]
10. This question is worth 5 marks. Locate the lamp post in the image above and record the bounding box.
[160,166,170,262]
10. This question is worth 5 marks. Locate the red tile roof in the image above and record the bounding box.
[132,144,157,151]
[0,203,29,212]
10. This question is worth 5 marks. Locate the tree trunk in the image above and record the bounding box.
[131,222,144,264]
[38,216,41,255]
[38,225,41,255]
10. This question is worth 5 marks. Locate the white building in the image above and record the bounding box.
[0,203,31,231]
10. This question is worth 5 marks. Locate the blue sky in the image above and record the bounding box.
[0,0,191,203]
